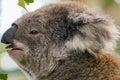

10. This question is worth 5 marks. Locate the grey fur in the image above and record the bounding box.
[4,2,120,80]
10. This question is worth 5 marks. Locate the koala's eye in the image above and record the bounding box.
[29,30,39,35]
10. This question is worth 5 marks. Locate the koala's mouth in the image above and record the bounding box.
[6,40,28,56]
[6,44,23,51]
[7,45,24,56]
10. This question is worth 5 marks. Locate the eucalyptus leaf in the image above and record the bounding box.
[18,0,28,11]
[17,0,34,11]
[0,43,12,53]
[0,74,8,80]
[116,40,120,54]
[24,0,34,5]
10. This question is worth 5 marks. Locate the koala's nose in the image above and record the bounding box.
[1,24,18,44]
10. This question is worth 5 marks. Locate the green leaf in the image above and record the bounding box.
[116,40,120,54]
[18,0,28,11]
[0,43,12,53]
[24,0,34,5]
[0,74,8,80]
[17,0,34,10]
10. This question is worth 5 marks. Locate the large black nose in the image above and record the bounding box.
[1,24,18,44]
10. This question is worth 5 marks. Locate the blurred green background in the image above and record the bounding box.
[0,0,120,80]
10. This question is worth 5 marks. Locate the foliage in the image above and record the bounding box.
[0,43,12,54]
[116,41,120,54]
[18,0,34,11]
[0,74,7,80]
[0,43,11,79]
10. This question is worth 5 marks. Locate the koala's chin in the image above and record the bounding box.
[1,2,120,80]
[8,40,29,64]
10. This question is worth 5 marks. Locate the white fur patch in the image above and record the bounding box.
[65,35,92,52]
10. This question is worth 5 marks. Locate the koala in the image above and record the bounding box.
[1,2,120,80]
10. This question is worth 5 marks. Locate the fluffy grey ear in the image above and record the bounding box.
[66,10,120,54]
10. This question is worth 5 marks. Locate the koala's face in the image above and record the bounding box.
[1,2,119,76]
[1,3,73,73]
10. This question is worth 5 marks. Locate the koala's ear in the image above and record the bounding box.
[67,11,98,25]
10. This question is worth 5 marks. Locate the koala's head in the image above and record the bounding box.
[1,2,119,78]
